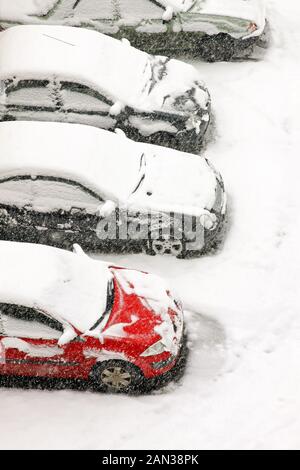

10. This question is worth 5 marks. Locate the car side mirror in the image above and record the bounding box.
[97,200,116,218]
[58,324,77,346]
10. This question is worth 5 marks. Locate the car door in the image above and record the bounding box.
[0,176,36,242]
[59,81,117,130]
[30,177,110,249]
[0,303,86,379]
[2,79,58,123]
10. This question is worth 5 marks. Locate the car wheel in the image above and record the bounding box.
[199,33,236,62]
[0,114,17,122]
[90,360,144,394]
[147,236,187,259]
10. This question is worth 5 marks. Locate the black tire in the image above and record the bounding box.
[199,33,236,62]
[90,360,144,394]
[0,114,17,122]
[145,236,187,259]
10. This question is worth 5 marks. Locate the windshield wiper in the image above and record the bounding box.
[73,0,82,9]
[131,153,146,195]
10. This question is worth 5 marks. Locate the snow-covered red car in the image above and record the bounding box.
[0,241,186,393]
[0,0,267,61]
[0,121,226,258]
[0,24,211,153]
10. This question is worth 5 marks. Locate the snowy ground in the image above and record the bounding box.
[0,0,299,450]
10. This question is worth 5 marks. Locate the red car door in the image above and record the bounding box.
[0,304,86,380]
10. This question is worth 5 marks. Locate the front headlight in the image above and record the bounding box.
[199,213,217,231]
[140,340,168,357]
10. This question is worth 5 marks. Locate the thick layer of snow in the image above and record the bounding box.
[192,0,266,36]
[157,0,196,13]
[0,241,112,333]
[0,121,219,216]
[0,25,209,115]
[0,0,299,451]
[0,0,57,20]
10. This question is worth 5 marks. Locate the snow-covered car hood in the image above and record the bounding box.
[191,0,266,37]
[110,267,183,353]
[142,55,210,116]
[127,143,219,217]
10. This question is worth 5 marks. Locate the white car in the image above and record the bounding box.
[0,0,267,61]
[0,24,211,153]
[0,121,226,258]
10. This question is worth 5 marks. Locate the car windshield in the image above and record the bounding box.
[141,56,170,96]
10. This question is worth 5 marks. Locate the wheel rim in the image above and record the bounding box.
[152,237,183,256]
[100,366,132,390]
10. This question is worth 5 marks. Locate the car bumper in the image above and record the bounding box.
[138,335,188,392]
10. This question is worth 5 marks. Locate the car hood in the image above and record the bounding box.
[191,0,266,36]
[100,267,183,354]
[127,146,219,217]
[139,55,210,115]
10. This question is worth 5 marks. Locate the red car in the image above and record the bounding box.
[0,242,185,393]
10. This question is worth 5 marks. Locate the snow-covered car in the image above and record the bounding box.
[0,241,186,393]
[0,25,211,153]
[0,0,267,61]
[0,121,226,258]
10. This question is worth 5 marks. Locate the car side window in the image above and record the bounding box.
[0,304,63,340]
[31,177,104,214]
[60,82,112,113]
[0,177,33,208]
[4,79,55,108]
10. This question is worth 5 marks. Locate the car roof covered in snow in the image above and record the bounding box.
[0,0,58,20]
[0,0,194,20]
[0,25,208,114]
[0,121,219,215]
[157,0,196,12]
[0,121,143,203]
[0,241,112,333]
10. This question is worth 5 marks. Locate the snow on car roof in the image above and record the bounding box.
[0,121,142,203]
[0,241,112,333]
[0,25,207,113]
[0,120,218,215]
[0,1,195,21]
[0,0,58,21]
[157,0,196,12]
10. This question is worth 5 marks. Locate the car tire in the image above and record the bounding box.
[146,236,187,259]
[199,33,236,62]
[90,360,145,394]
[0,114,17,122]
